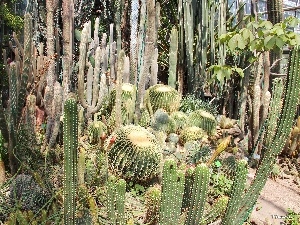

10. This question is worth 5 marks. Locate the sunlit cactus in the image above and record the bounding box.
[107,125,161,181]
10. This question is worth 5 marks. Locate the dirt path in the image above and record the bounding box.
[249,168,300,225]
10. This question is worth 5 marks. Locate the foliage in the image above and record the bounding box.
[208,171,233,201]
[0,3,24,32]
[179,94,218,116]
[284,208,300,225]
[209,16,300,85]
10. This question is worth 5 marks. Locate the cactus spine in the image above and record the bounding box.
[185,164,210,225]
[63,97,78,224]
[107,175,126,225]
[221,160,248,225]
[159,159,185,225]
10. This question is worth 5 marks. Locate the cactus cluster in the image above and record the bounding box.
[170,111,188,133]
[179,126,207,145]
[151,109,176,134]
[107,125,161,181]
[187,109,217,135]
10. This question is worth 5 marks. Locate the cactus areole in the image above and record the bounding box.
[107,125,161,181]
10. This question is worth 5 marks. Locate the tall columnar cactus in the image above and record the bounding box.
[0,131,6,185]
[267,0,283,77]
[144,186,161,225]
[185,163,210,225]
[129,0,139,84]
[232,46,300,224]
[107,125,161,181]
[78,21,108,119]
[159,159,185,225]
[107,175,126,225]
[63,97,78,225]
[168,27,178,89]
[221,159,248,225]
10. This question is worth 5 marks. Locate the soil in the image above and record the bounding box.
[248,167,300,225]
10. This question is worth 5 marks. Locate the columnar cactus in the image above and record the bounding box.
[107,125,161,181]
[187,109,217,135]
[63,97,78,225]
[168,27,178,89]
[0,131,5,185]
[221,159,248,225]
[159,159,185,225]
[78,21,108,119]
[107,175,126,225]
[185,163,210,225]
[233,46,300,224]
[144,186,161,225]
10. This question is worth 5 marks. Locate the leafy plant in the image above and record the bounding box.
[284,208,300,225]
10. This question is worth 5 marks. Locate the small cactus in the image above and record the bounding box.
[179,126,207,145]
[187,109,217,135]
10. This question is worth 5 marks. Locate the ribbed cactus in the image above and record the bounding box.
[221,159,248,225]
[107,125,161,181]
[144,186,161,225]
[145,84,181,114]
[179,126,207,145]
[200,196,229,225]
[159,159,185,225]
[233,46,300,224]
[187,109,217,135]
[170,111,188,133]
[168,27,178,89]
[107,175,126,225]
[185,163,210,225]
[63,97,78,225]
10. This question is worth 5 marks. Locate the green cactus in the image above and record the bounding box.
[151,109,176,134]
[168,26,178,89]
[63,97,78,225]
[0,131,5,185]
[144,186,161,225]
[159,159,185,225]
[187,109,217,135]
[107,175,126,225]
[170,111,188,133]
[107,125,161,181]
[179,126,207,145]
[232,46,300,224]
[145,84,181,114]
[185,163,210,225]
[221,160,248,225]
[138,108,151,128]
[200,196,229,225]
[87,121,107,144]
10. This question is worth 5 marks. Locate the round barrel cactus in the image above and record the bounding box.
[170,111,188,132]
[107,125,161,181]
[145,84,181,114]
[179,126,207,144]
[187,109,217,135]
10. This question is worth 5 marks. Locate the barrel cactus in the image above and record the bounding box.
[151,109,176,134]
[179,126,208,145]
[170,111,188,132]
[145,84,181,114]
[187,109,217,135]
[107,125,161,181]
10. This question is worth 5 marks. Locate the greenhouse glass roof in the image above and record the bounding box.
[229,0,300,32]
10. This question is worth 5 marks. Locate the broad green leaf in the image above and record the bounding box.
[275,28,284,36]
[228,35,238,51]
[237,35,246,49]
[234,67,244,77]
[264,36,275,50]
[275,37,285,48]
[260,20,273,30]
